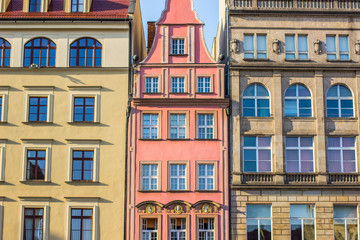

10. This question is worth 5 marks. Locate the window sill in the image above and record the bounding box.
[243,58,270,62]
[0,121,8,125]
[283,117,315,120]
[194,138,218,141]
[142,92,162,95]
[67,122,100,125]
[169,92,189,94]
[285,59,311,62]
[195,190,219,193]
[22,121,53,125]
[169,54,188,56]
[139,138,163,141]
[326,117,358,121]
[65,180,99,185]
[166,138,190,141]
[20,180,51,185]
[138,190,162,193]
[69,66,102,68]
[242,116,274,120]
[326,59,352,62]
[195,92,214,94]
[167,190,191,193]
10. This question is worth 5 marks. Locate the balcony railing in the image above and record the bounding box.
[241,173,274,184]
[285,173,317,184]
[328,173,359,184]
[233,0,360,10]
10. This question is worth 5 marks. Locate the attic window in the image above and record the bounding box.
[172,38,185,55]
[29,0,41,12]
[71,0,83,12]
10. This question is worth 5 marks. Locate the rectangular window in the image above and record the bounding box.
[170,114,186,139]
[198,114,214,139]
[24,208,44,240]
[73,97,95,122]
[197,77,211,93]
[145,77,159,93]
[290,205,315,240]
[29,0,41,12]
[244,35,254,59]
[142,218,158,240]
[257,35,267,59]
[327,137,356,173]
[172,39,185,55]
[198,218,215,240]
[286,137,314,172]
[72,150,93,181]
[171,77,185,93]
[327,35,336,60]
[198,164,214,190]
[327,35,349,60]
[27,150,46,180]
[71,0,83,12]
[298,35,308,60]
[170,218,186,240]
[247,205,272,240]
[142,113,159,139]
[142,164,158,190]
[285,35,296,60]
[243,136,272,172]
[71,208,93,240]
[29,97,48,122]
[334,206,358,240]
[170,164,186,190]
[0,96,2,121]
[339,35,349,60]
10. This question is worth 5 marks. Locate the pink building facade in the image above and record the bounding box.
[126,0,229,239]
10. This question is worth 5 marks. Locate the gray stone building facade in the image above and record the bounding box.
[226,0,360,239]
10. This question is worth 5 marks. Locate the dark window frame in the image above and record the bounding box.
[71,208,93,240]
[26,150,46,180]
[29,97,48,122]
[71,0,84,12]
[24,37,56,67]
[73,97,95,122]
[0,38,11,67]
[70,38,102,67]
[72,150,94,181]
[24,208,44,240]
[29,0,41,12]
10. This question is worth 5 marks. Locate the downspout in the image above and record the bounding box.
[124,17,133,240]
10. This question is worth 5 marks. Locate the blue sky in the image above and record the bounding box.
[139,0,219,51]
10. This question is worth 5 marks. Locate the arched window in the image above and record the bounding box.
[70,38,102,67]
[326,84,354,118]
[284,84,312,117]
[24,38,56,67]
[0,38,10,67]
[242,84,270,117]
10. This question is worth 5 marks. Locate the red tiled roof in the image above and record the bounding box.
[0,0,129,19]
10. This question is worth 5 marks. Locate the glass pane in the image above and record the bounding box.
[257,35,267,51]
[244,137,256,147]
[247,205,271,218]
[285,85,297,97]
[334,206,357,218]
[243,85,255,96]
[298,35,308,52]
[339,85,352,97]
[244,35,254,51]
[256,85,269,96]
[286,35,295,51]
[339,36,349,52]
[326,36,336,52]
[290,205,314,218]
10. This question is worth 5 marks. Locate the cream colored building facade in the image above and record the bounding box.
[0,0,145,239]
[225,0,360,239]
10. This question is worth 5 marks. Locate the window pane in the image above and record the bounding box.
[247,205,271,218]
[290,205,314,218]
[244,35,254,51]
[286,35,295,51]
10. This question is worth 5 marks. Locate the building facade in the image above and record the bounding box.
[126,0,229,239]
[0,0,145,239]
[225,0,360,239]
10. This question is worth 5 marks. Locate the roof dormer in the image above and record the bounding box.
[64,0,92,13]
[23,0,51,12]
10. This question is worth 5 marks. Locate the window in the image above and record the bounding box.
[0,96,2,121]
[72,150,93,181]
[327,137,356,173]
[170,218,186,240]
[243,136,272,172]
[198,218,215,240]
[73,97,95,122]
[142,218,158,240]
[286,137,314,173]
[290,205,315,240]
[70,38,102,67]
[145,77,159,93]
[71,0,83,12]
[28,97,48,122]
[27,150,46,180]
[142,164,158,190]
[326,85,353,118]
[198,164,214,190]
[71,208,93,240]
[334,206,358,240]
[327,35,349,60]
[0,38,10,67]
[29,0,41,12]
[244,34,267,59]
[24,208,44,240]
[197,77,211,93]
[142,113,159,139]
[170,114,186,139]
[171,77,185,93]
[284,84,312,117]
[172,39,185,55]
[24,38,56,67]
[285,35,308,60]
[242,84,270,117]
[170,164,186,190]
[246,205,272,240]
[198,114,214,139]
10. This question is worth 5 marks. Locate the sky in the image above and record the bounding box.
[139,0,219,52]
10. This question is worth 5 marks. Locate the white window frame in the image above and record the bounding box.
[169,114,186,139]
[196,112,217,140]
[68,86,101,123]
[333,205,358,240]
[0,140,5,182]
[171,38,185,55]
[197,217,216,240]
[65,197,99,240]
[246,205,272,240]
[145,77,159,93]
[326,35,350,60]
[285,34,309,60]
[244,33,268,59]
[141,217,160,240]
[197,76,212,93]
[66,139,100,182]
[141,112,160,139]
[171,77,185,93]
[326,85,354,118]
[19,197,50,240]
[284,84,312,117]
[21,139,52,182]
[327,137,357,173]
[285,137,314,173]
[0,86,9,122]
[243,136,272,172]
[140,161,161,191]
[24,86,54,123]
[169,218,187,240]
[242,84,271,117]
[196,161,218,191]
[169,163,187,191]
[290,205,315,240]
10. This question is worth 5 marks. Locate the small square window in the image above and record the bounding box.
[172,39,185,55]
[142,113,160,139]
[197,77,211,93]
[171,77,185,93]
[145,77,159,93]
[71,0,83,12]
[73,97,95,122]
[69,86,100,123]
[28,97,48,122]
[141,164,159,191]
[29,0,41,12]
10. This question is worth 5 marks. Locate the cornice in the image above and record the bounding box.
[133,98,230,107]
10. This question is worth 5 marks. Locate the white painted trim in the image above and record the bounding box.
[0,87,9,122]
[24,87,54,122]
[0,142,6,182]
[68,87,101,123]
